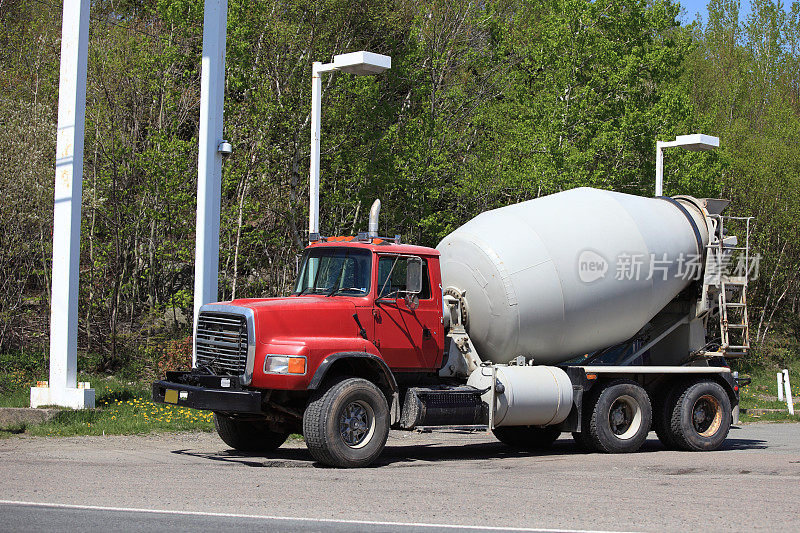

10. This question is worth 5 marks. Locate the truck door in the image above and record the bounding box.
[374,255,441,371]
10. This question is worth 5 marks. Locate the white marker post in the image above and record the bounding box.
[192,0,229,366]
[784,369,794,416]
[31,0,94,409]
[778,372,784,402]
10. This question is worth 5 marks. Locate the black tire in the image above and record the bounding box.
[587,379,652,453]
[303,377,390,468]
[652,384,680,450]
[493,425,561,450]
[571,430,594,451]
[572,386,601,451]
[213,413,289,453]
[669,380,731,451]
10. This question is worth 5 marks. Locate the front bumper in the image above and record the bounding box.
[151,372,263,414]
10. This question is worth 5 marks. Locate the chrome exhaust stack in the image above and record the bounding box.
[368,199,381,238]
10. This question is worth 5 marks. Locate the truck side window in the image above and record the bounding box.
[377,257,431,299]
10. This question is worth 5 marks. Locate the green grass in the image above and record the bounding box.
[0,369,37,407]
[0,371,214,437]
[740,411,800,423]
[735,358,800,423]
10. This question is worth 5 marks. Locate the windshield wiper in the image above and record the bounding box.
[327,287,365,297]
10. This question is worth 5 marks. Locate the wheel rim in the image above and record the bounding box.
[692,394,722,437]
[339,400,375,449]
[608,395,642,440]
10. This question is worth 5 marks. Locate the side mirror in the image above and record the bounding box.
[405,257,423,295]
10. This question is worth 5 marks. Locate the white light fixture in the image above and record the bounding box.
[333,51,391,75]
[655,134,720,196]
[309,51,391,241]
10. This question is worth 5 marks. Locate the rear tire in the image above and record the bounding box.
[572,385,601,451]
[587,379,652,453]
[652,384,680,450]
[493,425,560,450]
[213,413,288,453]
[669,380,731,451]
[303,377,390,468]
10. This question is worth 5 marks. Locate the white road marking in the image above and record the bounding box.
[0,499,634,533]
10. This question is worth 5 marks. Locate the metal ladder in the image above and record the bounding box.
[720,277,750,356]
[709,215,752,357]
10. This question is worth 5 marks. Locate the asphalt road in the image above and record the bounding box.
[0,424,798,532]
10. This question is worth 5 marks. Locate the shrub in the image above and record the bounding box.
[156,336,193,375]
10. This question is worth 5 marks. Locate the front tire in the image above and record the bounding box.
[493,425,560,450]
[303,377,390,468]
[669,380,731,451]
[587,379,652,453]
[213,413,289,452]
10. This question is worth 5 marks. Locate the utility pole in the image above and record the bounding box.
[193,0,229,365]
[31,0,94,409]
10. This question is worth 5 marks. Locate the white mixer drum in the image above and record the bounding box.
[437,187,709,364]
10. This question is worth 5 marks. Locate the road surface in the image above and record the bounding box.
[0,424,798,532]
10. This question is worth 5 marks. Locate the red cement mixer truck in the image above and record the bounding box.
[153,187,753,467]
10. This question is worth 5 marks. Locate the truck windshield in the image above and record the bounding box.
[293,248,372,296]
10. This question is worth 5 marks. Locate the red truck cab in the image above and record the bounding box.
[153,237,446,466]
[237,239,444,389]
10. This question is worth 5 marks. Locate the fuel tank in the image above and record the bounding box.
[467,365,573,427]
[437,187,710,364]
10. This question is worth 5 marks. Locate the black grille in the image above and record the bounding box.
[195,312,248,376]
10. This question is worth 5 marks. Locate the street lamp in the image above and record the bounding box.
[655,134,720,197]
[309,51,391,241]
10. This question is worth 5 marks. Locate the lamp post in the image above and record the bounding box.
[192,0,229,367]
[655,134,720,197]
[309,51,391,241]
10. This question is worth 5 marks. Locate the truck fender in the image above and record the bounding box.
[710,372,739,407]
[308,352,398,393]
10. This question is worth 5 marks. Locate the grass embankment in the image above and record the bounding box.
[0,371,214,438]
[736,359,800,423]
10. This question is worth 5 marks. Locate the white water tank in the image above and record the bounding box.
[437,187,710,365]
[467,365,573,426]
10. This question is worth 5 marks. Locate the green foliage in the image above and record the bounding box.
[0,0,798,372]
[684,0,800,354]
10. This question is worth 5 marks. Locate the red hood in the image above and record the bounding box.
[222,297,363,344]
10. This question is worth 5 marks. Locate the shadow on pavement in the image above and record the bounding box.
[170,431,769,468]
[171,447,313,467]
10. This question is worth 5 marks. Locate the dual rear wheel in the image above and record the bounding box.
[653,379,732,451]
[575,379,653,453]
[494,379,653,454]
[570,378,731,454]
